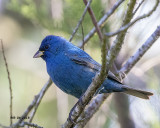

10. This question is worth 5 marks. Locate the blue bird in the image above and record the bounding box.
[34,35,153,99]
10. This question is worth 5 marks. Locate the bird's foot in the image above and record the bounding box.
[118,71,126,82]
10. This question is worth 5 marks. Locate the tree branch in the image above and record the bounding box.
[75,25,160,128]
[69,0,93,42]
[62,1,111,126]
[133,0,145,16]
[79,0,125,48]
[106,0,137,70]
[19,122,43,128]
[83,0,103,42]
[1,39,13,126]
[119,25,160,75]
[74,94,109,128]
[105,0,159,37]
[28,78,52,124]
[12,78,52,128]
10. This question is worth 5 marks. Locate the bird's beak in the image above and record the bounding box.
[33,50,44,58]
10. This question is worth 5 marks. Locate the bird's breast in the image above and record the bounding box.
[46,56,96,98]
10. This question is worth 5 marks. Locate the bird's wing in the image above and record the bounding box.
[66,49,121,83]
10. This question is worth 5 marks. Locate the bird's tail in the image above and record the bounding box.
[122,85,153,99]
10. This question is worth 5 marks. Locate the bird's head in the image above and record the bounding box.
[33,35,66,61]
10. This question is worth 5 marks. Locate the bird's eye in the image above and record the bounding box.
[44,45,50,50]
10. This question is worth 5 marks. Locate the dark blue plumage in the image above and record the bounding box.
[34,35,153,99]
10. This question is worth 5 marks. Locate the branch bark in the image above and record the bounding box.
[74,94,109,128]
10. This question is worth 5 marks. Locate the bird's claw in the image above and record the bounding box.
[118,71,126,82]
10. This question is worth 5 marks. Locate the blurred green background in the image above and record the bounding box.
[0,0,160,128]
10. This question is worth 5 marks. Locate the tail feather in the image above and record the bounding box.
[122,85,153,99]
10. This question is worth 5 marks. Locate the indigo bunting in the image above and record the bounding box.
[34,35,153,99]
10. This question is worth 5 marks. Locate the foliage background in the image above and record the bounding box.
[0,0,160,127]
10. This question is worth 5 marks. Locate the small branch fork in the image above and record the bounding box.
[12,79,52,128]
[79,0,125,48]
[105,0,159,37]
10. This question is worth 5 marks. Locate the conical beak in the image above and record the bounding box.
[33,50,44,58]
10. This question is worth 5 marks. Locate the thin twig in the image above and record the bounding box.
[69,0,92,42]
[119,25,160,75]
[1,39,13,126]
[83,0,103,42]
[28,78,52,123]
[133,0,145,16]
[20,122,43,128]
[105,0,159,37]
[79,0,125,48]
[62,1,109,127]
[12,78,52,128]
